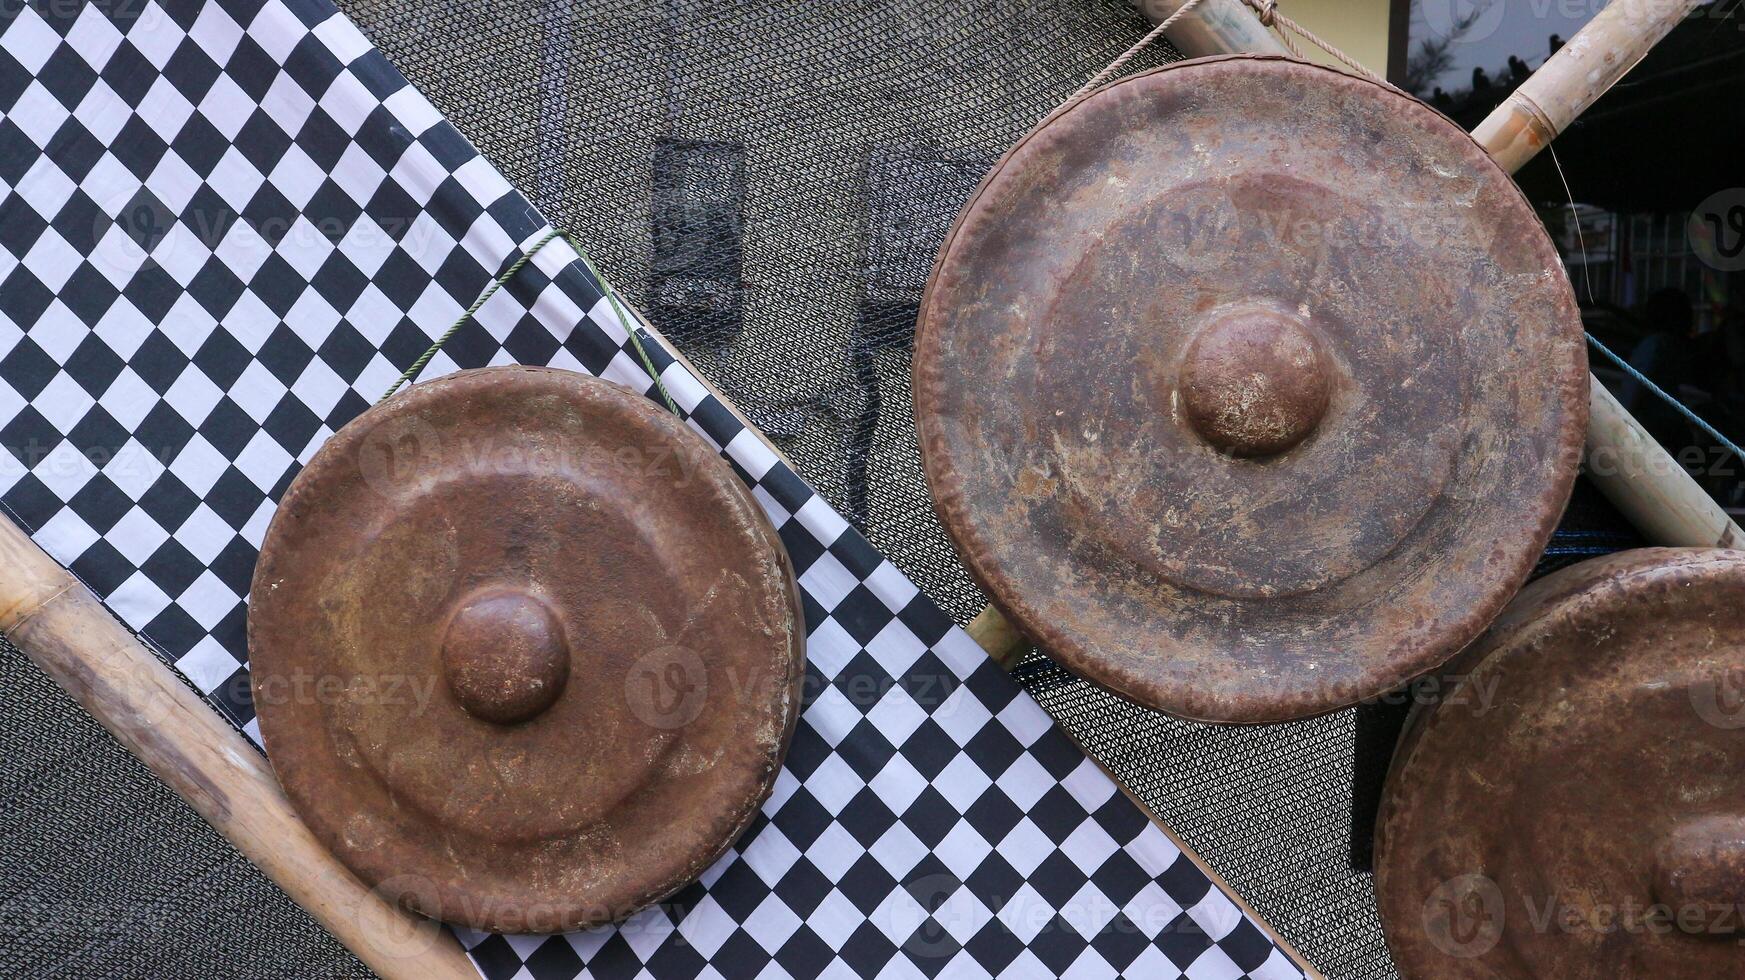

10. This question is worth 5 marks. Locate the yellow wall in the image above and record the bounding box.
[1272,0,1395,78]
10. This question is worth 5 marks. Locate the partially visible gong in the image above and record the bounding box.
[1377,549,1745,978]
[913,55,1587,723]
[249,367,804,933]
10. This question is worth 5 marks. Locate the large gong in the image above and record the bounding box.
[913,55,1587,723]
[249,367,804,932]
[1376,549,1745,978]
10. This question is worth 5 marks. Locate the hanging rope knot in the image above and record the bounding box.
[1255,0,1278,27]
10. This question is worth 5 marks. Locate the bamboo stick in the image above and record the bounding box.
[1471,0,1703,173]
[1585,377,1743,549]
[966,605,1030,669]
[1130,0,1289,58]
[0,519,481,980]
[957,0,1744,667]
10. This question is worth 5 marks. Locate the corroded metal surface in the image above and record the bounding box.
[912,55,1587,723]
[249,367,804,933]
[1377,548,1745,978]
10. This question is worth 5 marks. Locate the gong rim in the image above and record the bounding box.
[912,55,1587,724]
[1376,548,1745,978]
[249,366,805,933]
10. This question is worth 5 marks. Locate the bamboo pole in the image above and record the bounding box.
[1131,0,1289,58]
[1586,377,1742,549]
[959,0,1744,668]
[966,605,1030,669]
[0,519,481,980]
[1471,0,1702,173]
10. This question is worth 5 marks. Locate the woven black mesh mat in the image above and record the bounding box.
[0,634,369,979]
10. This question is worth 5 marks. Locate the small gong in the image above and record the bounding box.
[1377,549,1745,978]
[249,367,804,933]
[913,55,1587,723]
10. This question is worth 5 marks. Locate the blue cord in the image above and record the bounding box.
[1585,332,1745,462]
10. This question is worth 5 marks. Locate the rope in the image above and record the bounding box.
[378,230,679,416]
[1238,0,1392,88]
[1068,0,1208,104]
[1585,333,1745,463]
[1071,0,1393,105]
[1251,1,1303,59]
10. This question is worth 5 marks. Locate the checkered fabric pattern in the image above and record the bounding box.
[0,1,1308,977]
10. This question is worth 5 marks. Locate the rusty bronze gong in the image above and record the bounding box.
[1377,549,1745,978]
[249,366,804,933]
[913,55,1587,723]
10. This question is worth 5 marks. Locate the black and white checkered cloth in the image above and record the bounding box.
[0,1,1309,977]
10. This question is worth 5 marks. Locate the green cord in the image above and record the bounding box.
[377,229,681,417]
[571,244,679,416]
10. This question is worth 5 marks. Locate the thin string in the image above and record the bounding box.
[378,230,679,416]
[1240,0,1392,88]
[570,245,681,416]
[1587,333,1745,462]
[1548,143,1597,306]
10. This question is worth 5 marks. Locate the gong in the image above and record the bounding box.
[1376,548,1745,978]
[913,55,1587,723]
[248,367,804,933]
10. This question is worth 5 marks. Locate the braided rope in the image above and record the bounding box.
[1239,0,1393,88]
[1587,333,1745,462]
[1068,0,1209,104]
